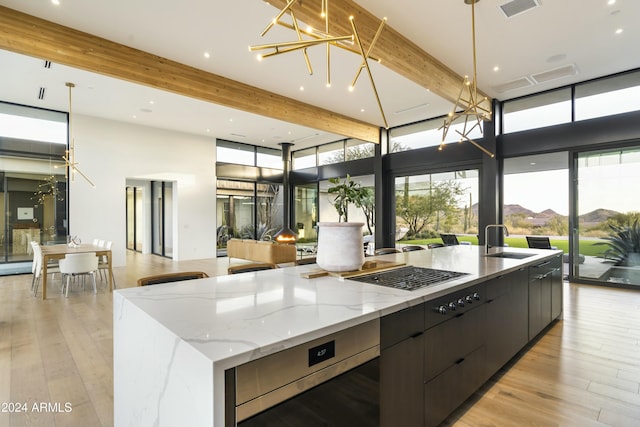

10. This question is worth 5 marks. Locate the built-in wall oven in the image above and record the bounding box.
[225,319,380,427]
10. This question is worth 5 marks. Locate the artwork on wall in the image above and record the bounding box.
[17,207,34,220]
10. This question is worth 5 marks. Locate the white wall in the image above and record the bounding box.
[71,114,217,266]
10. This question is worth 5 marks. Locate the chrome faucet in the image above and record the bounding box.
[485,224,509,254]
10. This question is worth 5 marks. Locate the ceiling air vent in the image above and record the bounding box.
[38,87,46,100]
[491,77,534,93]
[498,0,541,19]
[530,64,577,84]
[43,60,52,69]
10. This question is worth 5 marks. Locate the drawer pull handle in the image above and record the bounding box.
[409,331,423,339]
[455,358,465,365]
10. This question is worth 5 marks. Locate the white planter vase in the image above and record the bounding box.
[316,222,365,272]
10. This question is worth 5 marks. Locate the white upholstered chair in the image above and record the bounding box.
[97,240,115,288]
[30,241,60,297]
[59,252,99,297]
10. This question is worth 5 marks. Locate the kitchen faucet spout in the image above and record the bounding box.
[484,224,509,254]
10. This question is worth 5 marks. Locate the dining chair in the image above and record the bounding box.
[97,240,116,288]
[59,252,99,297]
[526,236,555,249]
[402,245,426,252]
[374,248,401,255]
[227,263,277,274]
[137,271,210,286]
[440,234,460,246]
[30,241,61,297]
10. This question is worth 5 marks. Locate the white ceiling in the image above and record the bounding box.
[1,0,638,151]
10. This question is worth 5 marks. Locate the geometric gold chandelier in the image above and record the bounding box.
[439,0,494,158]
[62,82,96,187]
[249,0,389,128]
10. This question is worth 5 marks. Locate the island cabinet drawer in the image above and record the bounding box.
[380,303,424,350]
[423,304,486,382]
[424,345,486,427]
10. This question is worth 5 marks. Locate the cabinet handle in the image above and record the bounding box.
[409,331,423,339]
[533,261,551,268]
[455,358,465,365]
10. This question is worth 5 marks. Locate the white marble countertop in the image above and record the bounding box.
[114,245,561,371]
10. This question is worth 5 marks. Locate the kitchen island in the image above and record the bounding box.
[113,245,563,426]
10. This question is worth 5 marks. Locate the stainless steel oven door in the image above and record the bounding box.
[226,319,380,426]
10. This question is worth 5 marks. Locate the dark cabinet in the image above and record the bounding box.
[484,268,528,378]
[380,255,560,427]
[423,304,486,427]
[550,254,563,320]
[529,255,563,340]
[380,304,424,427]
[424,346,485,427]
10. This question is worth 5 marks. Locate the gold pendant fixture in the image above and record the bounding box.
[250,0,389,129]
[62,82,96,187]
[439,0,494,158]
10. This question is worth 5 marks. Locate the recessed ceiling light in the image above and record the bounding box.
[608,0,616,5]
[530,162,536,165]
[360,108,365,113]
[615,28,623,34]
[204,52,210,59]
[51,0,60,5]
[149,100,154,105]
[299,86,304,91]
[206,128,211,133]
[493,66,500,72]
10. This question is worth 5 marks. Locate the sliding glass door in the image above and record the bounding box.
[574,146,640,286]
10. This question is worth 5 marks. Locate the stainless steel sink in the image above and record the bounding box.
[485,252,535,259]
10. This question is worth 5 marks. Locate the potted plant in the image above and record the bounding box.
[316,175,371,272]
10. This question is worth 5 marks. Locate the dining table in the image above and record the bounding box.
[40,243,113,300]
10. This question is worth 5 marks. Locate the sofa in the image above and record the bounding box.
[226,239,297,265]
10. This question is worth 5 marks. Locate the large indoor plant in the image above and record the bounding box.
[316,175,370,272]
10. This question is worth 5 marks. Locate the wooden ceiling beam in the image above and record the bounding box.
[267,0,491,105]
[0,5,380,143]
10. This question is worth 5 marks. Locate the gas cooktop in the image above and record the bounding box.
[348,266,469,291]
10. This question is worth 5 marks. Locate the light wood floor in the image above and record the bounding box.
[0,251,639,427]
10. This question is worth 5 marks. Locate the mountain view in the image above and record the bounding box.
[471,204,621,237]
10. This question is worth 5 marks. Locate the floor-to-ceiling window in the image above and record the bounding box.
[294,183,319,243]
[574,146,640,287]
[394,170,479,244]
[215,179,283,255]
[0,102,68,274]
